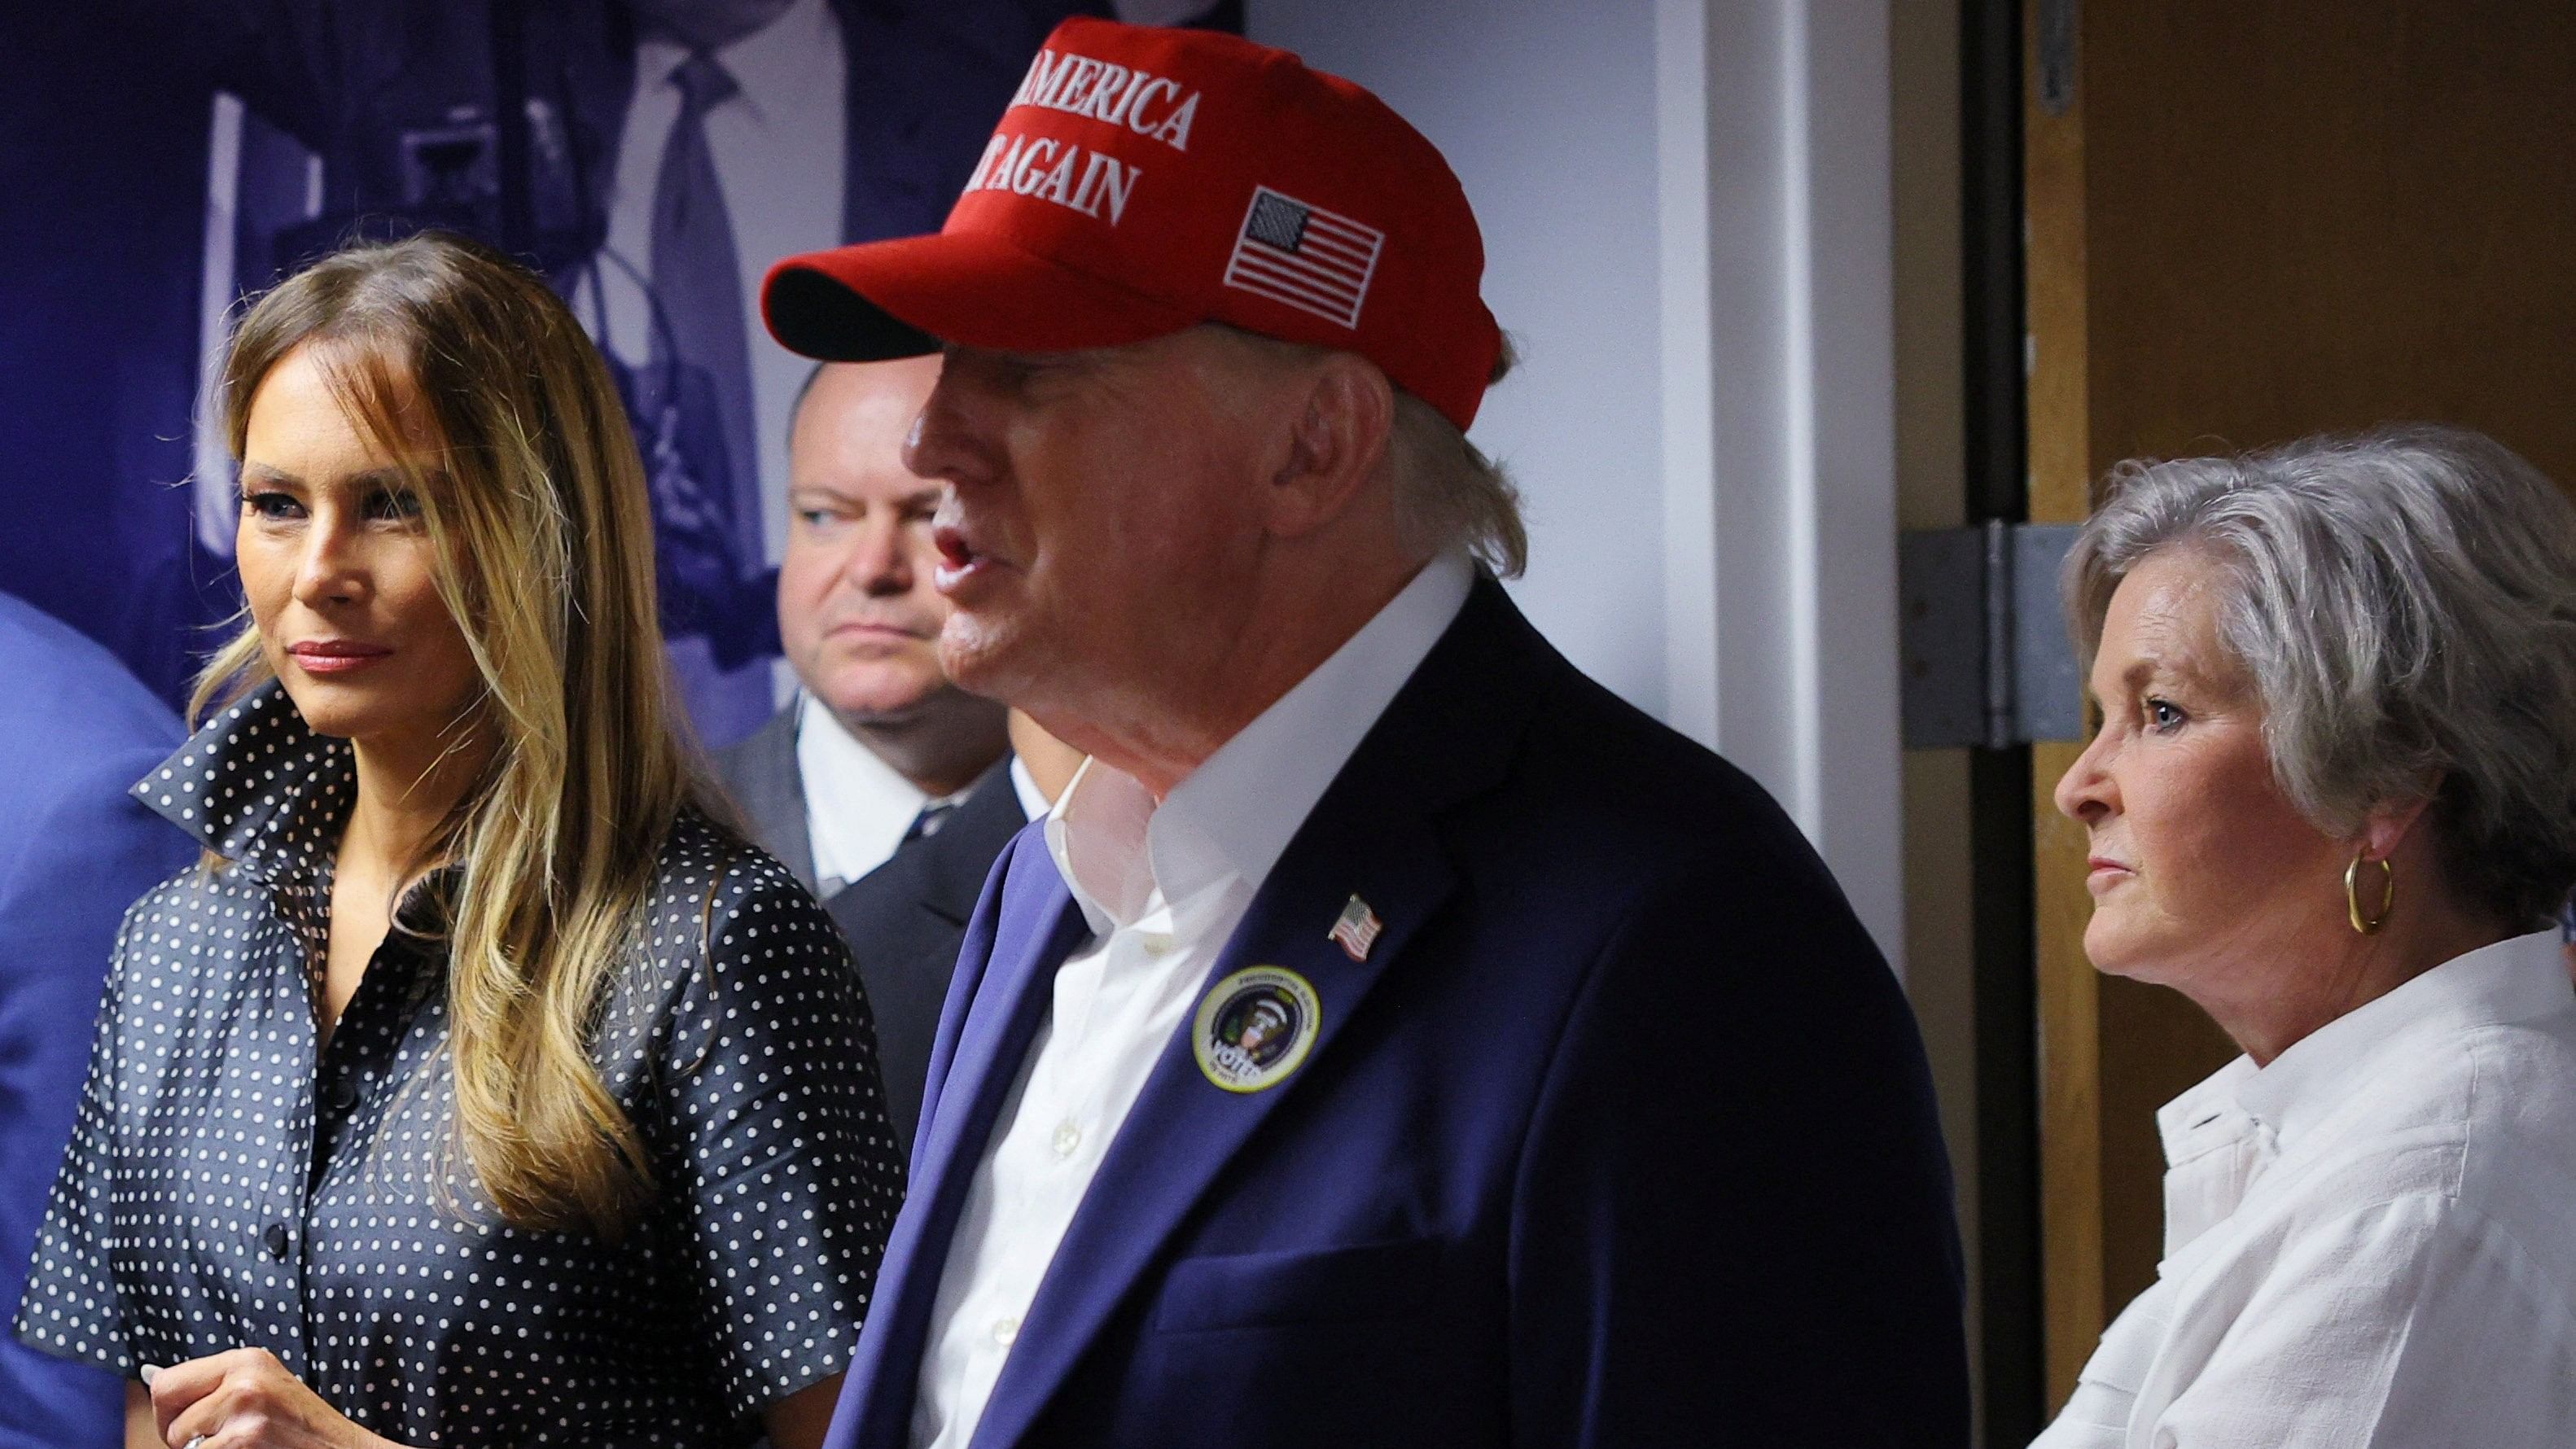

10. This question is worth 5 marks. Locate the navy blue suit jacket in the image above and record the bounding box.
[827,755,1032,1156]
[824,577,1968,1448]
[0,593,192,1447]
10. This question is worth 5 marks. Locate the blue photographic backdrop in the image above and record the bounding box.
[2,0,1235,745]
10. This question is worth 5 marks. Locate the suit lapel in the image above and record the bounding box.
[842,834,1088,1449]
[905,874,1081,1239]
[965,577,1545,1449]
[920,755,1032,925]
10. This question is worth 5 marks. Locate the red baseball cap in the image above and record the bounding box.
[760,18,1502,431]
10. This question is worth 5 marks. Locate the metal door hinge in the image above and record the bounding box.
[1899,521,2083,749]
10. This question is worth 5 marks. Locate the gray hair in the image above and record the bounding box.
[1386,335,1527,579]
[1212,325,1527,578]
[2064,425,2576,928]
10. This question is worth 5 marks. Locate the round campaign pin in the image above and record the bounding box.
[1192,965,1322,1093]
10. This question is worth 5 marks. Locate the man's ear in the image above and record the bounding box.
[1261,352,1393,539]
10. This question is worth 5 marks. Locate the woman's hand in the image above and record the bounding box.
[761,1372,847,1449]
[144,1350,403,1449]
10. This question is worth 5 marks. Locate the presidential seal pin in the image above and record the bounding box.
[1193,965,1322,1093]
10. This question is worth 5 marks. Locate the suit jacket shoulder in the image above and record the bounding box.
[712,705,814,891]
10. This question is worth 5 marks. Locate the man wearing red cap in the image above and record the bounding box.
[763,19,1967,1449]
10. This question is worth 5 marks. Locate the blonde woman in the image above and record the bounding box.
[11,233,902,1448]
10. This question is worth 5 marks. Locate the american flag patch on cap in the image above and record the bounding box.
[1223,186,1385,330]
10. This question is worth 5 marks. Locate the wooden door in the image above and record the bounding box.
[2021,0,2576,1412]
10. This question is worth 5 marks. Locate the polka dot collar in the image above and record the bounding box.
[134,680,357,886]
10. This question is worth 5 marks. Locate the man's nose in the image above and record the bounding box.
[850,514,913,596]
[903,358,997,488]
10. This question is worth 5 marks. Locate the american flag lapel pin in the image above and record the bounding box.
[1327,894,1383,962]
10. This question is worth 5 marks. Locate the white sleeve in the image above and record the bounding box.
[2146,1196,2576,1448]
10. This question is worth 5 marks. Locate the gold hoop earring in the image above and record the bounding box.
[2346,855,2394,935]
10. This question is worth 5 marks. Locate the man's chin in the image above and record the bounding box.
[814,672,953,725]
[935,619,1027,704]
[819,628,941,662]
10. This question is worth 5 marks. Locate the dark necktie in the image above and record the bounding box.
[902,799,957,845]
[647,50,763,578]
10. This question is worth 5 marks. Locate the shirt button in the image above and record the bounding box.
[261,1223,290,1259]
[1139,932,1175,955]
[329,1075,359,1110]
[1051,1121,1081,1157]
[991,1316,1019,1348]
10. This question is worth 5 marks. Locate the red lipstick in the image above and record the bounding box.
[287,639,392,676]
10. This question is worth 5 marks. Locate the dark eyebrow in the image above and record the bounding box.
[789,483,945,510]
[239,463,415,493]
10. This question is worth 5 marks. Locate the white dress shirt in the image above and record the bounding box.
[591,0,844,554]
[2034,928,2576,1448]
[910,552,1475,1449]
[795,691,938,895]
[1007,756,1052,825]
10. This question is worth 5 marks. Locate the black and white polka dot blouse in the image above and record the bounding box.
[11,682,905,1446]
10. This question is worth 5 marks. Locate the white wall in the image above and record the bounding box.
[1245,0,1904,968]
[1247,0,1671,720]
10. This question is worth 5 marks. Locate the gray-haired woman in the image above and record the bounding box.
[2033,427,2576,1447]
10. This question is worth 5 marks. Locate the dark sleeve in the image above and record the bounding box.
[1505,858,1971,1447]
[10,898,145,1378]
[655,853,905,1418]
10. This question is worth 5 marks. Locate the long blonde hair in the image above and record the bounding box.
[198,231,724,1238]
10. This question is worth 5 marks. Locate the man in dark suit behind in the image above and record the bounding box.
[716,357,1010,899]
[718,358,1084,1146]
[760,19,1967,1448]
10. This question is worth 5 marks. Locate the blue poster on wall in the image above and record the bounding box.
[1,0,1235,746]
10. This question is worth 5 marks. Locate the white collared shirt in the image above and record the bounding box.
[909,552,1474,1449]
[1007,756,1051,825]
[2035,929,2576,1447]
[795,691,938,895]
[593,0,844,544]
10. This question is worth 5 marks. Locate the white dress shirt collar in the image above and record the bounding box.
[2230,928,2569,1146]
[795,690,935,890]
[1044,551,1477,938]
[1006,755,1051,825]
